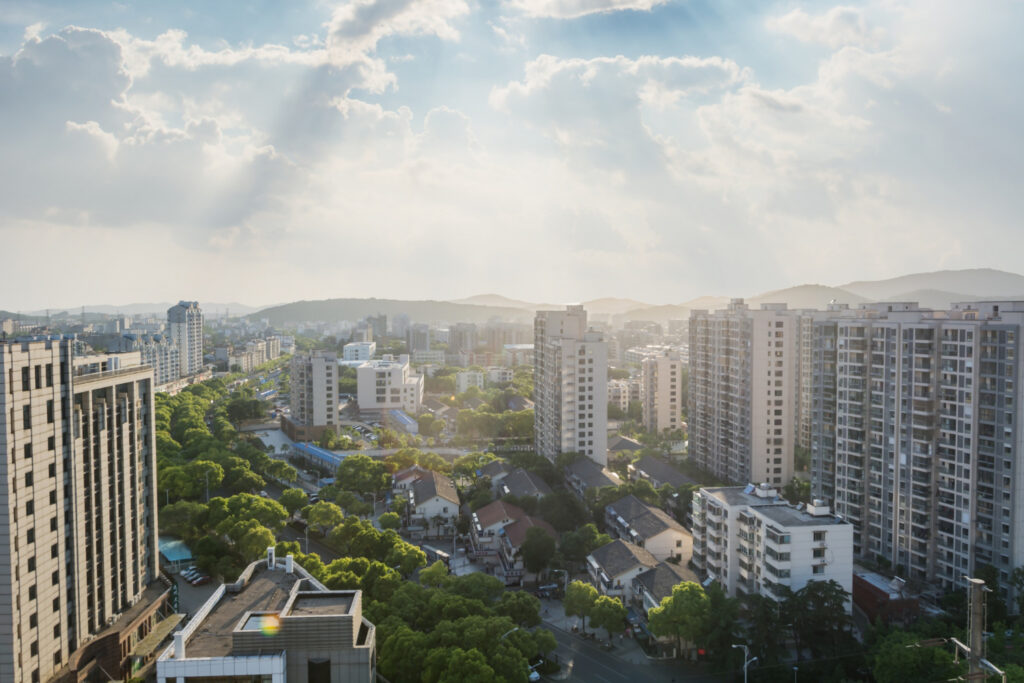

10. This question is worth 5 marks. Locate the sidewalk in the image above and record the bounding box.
[538,596,652,666]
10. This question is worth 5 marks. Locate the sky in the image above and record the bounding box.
[1,0,1023,310]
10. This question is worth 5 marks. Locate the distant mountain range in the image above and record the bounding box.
[27,268,1019,329]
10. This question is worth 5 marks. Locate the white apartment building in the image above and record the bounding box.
[356,354,423,417]
[121,332,180,385]
[502,344,534,367]
[455,371,485,395]
[641,350,683,434]
[0,338,166,683]
[534,305,608,465]
[285,351,337,441]
[342,341,376,362]
[815,301,1024,599]
[487,366,514,384]
[691,485,853,608]
[607,379,631,413]
[689,299,799,486]
[167,300,204,376]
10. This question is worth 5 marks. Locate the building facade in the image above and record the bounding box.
[689,299,799,486]
[691,485,853,608]
[166,301,203,377]
[342,342,376,362]
[534,306,608,465]
[819,301,1024,599]
[356,355,423,418]
[285,351,337,442]
[121,333,180,385]
[0,338,165,683]
[641,350,683,434]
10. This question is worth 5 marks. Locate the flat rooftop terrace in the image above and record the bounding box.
[187,567,298,659]
[286,593,354,617]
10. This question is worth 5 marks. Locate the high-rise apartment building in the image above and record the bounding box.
[407,324,431,353]
[0,338,166,683]
[812,301,1024,598]
[689,299,799,486]
[283,351,337,442]
[166,301,203,376]
[534,306,608,465]
[450,323,478,353]
[640,350,683,434]
[120,333,180,386]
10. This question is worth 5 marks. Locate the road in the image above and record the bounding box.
[546,629,721,683]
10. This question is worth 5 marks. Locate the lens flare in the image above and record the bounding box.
[260,615,280,636]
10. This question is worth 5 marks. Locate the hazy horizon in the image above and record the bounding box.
[2,1,1023,310]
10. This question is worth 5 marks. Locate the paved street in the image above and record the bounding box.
[538,597,722,683]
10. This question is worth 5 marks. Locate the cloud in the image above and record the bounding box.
[766,6,884,49]
[507,0,668,19]
[325,0,470,65]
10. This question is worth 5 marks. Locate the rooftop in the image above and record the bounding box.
[588,539,657,578]
[755,504,848,528]
[285,593,355,617]
[503,515,557,548]
[634,562,699,604]
[500,468,553,498]
[566,457,622,489]
[412,469,460,506]
[701,485,784,508]
[632,455,696,488]
[474,499,526,530]
[607,494,685,540]
[607,435,643,452]
[186,567,299,658]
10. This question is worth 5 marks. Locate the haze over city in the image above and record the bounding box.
[3,0,1024,310]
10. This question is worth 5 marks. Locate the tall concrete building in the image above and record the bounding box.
[640,350,683,434]
[407,324,431,353]
[284,351,337,442]
[689,299,798,487]
[0,338,166,683]
[166,301,203,376]
[120,333,180,386]
[814,301,1024,599]
[450,323,478,353]
[534,305,608,465]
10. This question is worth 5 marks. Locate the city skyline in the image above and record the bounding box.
[2,1,1023,309]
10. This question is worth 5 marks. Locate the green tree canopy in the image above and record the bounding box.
[590,595,627,642]
[520,526,556,574]
[336,454,390,496]
[279,488,309,516]
[648,581,709,655]
[564,580,599,633]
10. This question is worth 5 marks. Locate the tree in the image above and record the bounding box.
[497,590,542,627]
[590,595,627,642]
[560,523,612,567]
[279,488,308,516]
[418,451,451,474]
[379,511,401,530]
[647,581,709,657]
[159,500,209,539]
[434,647,496,683]
[336,454,390,496]
[871,631,959,683]
[420,560,451,588]
[742,593,786,666]
[232,520,277,562]
[307,501,344,535]
[228,468,265,494]
[782,476,811,505]
[266,460,298,484]
[185,460,224,500]
[564,580,599,633]
[521,527,556,574]
[701,582,740,670]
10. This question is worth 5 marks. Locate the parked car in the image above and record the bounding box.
[259,490,269,498]
[179,565,197,576]
[191,575,211,586]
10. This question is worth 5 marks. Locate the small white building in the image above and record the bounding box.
[356,354,424,417]
[343,341,376,361]
[486,366,515,384]
[691,485,853,610]
[605,494,690,563]
[587,539,658,599]
[410,470,460,525]
[455,370,485,395]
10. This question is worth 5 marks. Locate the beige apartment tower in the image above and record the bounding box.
[534,306,608,465]
[689,299,798,486]
[0,337,164,683]
[284,350,338,442]
[640,350,683,434]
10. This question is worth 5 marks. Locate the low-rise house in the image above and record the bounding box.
[498,468,553,499]
[507,395,535,412]
[392,465,431,496]
[470,500,526,560]
[410,470,460,527]
[586,539,658,598]
[631,561,701,657]
[607,434,643,456]
[479,459,514,488]
[605,494,691,562]
[628,454,696,490]
[498,516,558,586]
[565,457,623,499]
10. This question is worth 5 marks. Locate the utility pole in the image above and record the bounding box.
[948,576,1007,682]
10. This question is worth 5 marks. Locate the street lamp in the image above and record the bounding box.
[499,627,520,642]
[551,568,569,596]
[793,665,798,682]
[732,644,758,683]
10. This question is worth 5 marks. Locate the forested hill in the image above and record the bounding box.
[250,298,534,326]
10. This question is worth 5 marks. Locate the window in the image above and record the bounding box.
[25,501,33,516]
[812,565,825,575]
[48,464,55,478]
[813,530,826,542]
[49,517,57,532]
[52,598,59,613]
[24,443,32,460]
[30,641,37,656]
[23,405,31,429]
[28,585,36,600]
[51,570,58,586]
[46,400,53,424]
[29,613,37,628]
[25,472,33,487]
[22,367,30,391]
[26,528,34,544]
